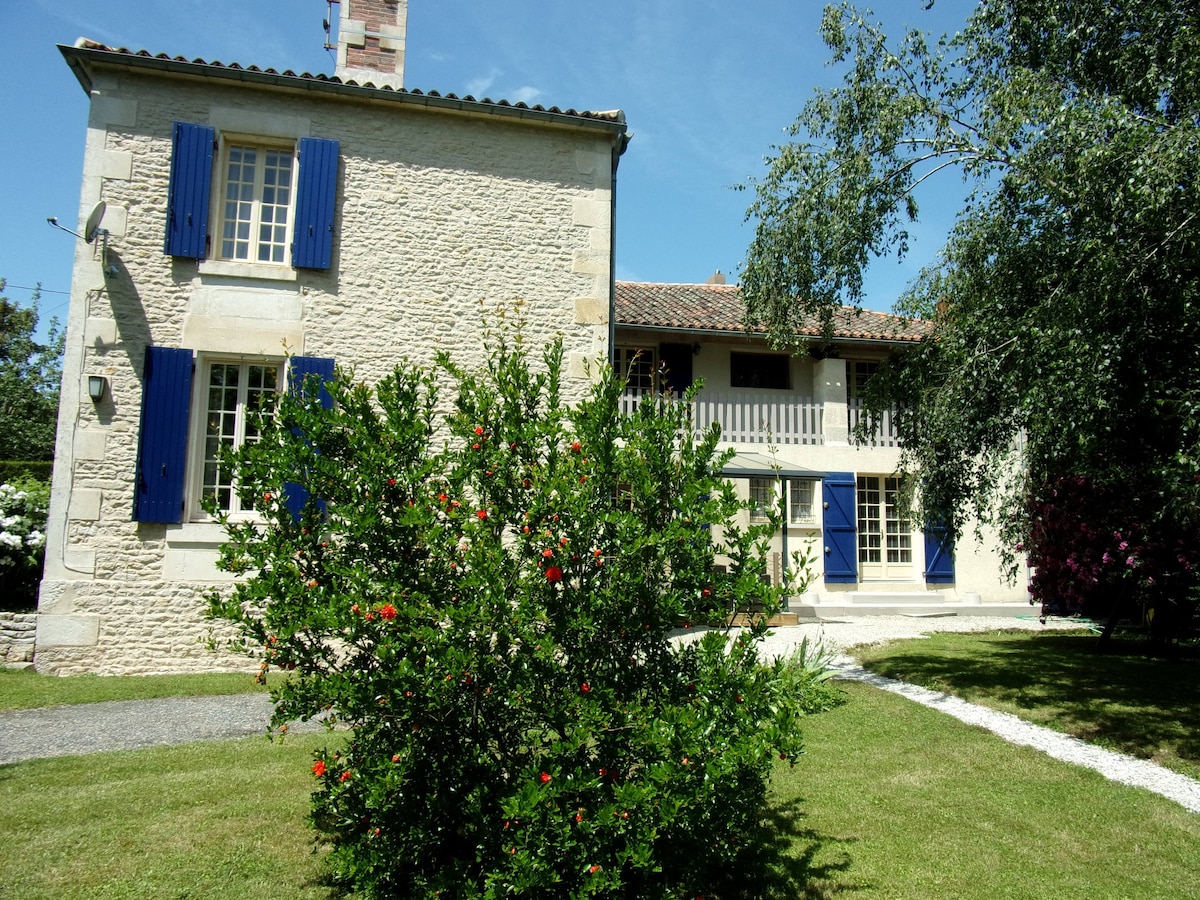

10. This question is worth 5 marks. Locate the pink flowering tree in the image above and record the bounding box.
[1024,475,1199,644]
[208,334,832,898]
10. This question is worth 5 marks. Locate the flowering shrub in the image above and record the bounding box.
[0,478,49,611]
[1025,475,1198,641]
[208,336,829,898]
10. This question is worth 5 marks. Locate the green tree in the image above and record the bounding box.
[742,1,1200,635]
[0,281,63,461]
[208,332,834,898]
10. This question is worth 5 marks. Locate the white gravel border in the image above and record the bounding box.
[749,616,1200,814]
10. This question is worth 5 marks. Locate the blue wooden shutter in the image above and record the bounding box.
[164,122,215,258]
[822,472,858,583]
[134,346,195,523]
[284,355,336,521]
[291,138,339,269]
[924,523,955,583]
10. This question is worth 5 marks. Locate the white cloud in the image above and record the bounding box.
[508,85,542,105]
[465,69,499,98]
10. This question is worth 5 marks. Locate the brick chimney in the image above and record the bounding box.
[335,0,408,89]
[705,271,727,285]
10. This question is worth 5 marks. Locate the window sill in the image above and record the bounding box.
[165,518,263,547]
[198,259,297,282]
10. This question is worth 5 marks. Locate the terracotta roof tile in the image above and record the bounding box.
[615,281,930,344]
[65,40,624,126]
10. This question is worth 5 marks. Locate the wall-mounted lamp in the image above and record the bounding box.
[87,375,108,403]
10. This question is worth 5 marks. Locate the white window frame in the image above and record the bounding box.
[615,345,657,393]
[786,478,816,526]
[857,474,913,575]
[186,355,284,522]
[749,476,775,523]
[213,134,298,268]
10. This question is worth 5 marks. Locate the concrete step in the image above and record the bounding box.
[787,601,1036,620]
[847,592,942,605]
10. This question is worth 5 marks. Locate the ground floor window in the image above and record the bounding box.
[198,360,281,515]
[749,476,774,523]
[787,478,815,525]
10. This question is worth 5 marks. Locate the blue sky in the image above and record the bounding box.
[1,0,976,336]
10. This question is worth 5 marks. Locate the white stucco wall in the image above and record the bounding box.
[614,333,1028,607]
[38,66,620,674]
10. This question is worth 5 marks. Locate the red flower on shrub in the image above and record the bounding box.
[312,760,326,777]
[379,604,397,621]
[545,566,563,583]
[474,426,484,436]
[340,771,353,782]
[542,548,554,558]
[580,682,591,693]
[477,509,488,520]
[570,441,582,453]
[539,771,552,784]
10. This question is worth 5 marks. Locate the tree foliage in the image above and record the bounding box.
[743,1,1200,632]
[0,281,63,461]
[208,332,835,898]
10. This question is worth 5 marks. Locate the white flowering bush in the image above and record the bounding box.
[0,478,49,610]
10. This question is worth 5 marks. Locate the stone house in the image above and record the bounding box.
[37,0,628,674]
[34,2,1026,675]
[613,279,1027,617]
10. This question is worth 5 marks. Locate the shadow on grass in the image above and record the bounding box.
[858,631,1200,771]
[704,797,866,899]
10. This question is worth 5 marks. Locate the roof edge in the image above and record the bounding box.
[59,40,628,137]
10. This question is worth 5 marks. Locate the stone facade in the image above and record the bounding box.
[1,613,37,667]
[38,43,626,674]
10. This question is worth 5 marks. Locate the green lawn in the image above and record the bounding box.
[0,733,343,900]
[853,628,1200,780]
[3,678,1197,898]
[0,668,277,711]
[771,681,1200,899]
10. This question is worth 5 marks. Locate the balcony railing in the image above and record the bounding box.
[620,390,824,445]
[848,399,901,447]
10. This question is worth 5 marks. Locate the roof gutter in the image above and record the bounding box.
[613,322,927,347]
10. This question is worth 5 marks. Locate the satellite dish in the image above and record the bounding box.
[84,201,107,243]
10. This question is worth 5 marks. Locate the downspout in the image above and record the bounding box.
[609,127,631,364]
[779,476,789,609]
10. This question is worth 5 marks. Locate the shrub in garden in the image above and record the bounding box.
[1025,475,1199,642]
[0,478,49,612]
[209,334,828,898]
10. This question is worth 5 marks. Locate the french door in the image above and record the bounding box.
[856,475,913,580]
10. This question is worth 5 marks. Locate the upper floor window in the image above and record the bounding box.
[219,143,294,265]
[850,360,880,400]
[164,122,338,271]
[730,352,790,390]
[616,346,657,393]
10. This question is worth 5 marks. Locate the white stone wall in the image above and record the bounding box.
[38,68,619,674]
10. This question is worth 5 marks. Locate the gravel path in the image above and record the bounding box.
[2,615,1197,815]
[0,694,326,765]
